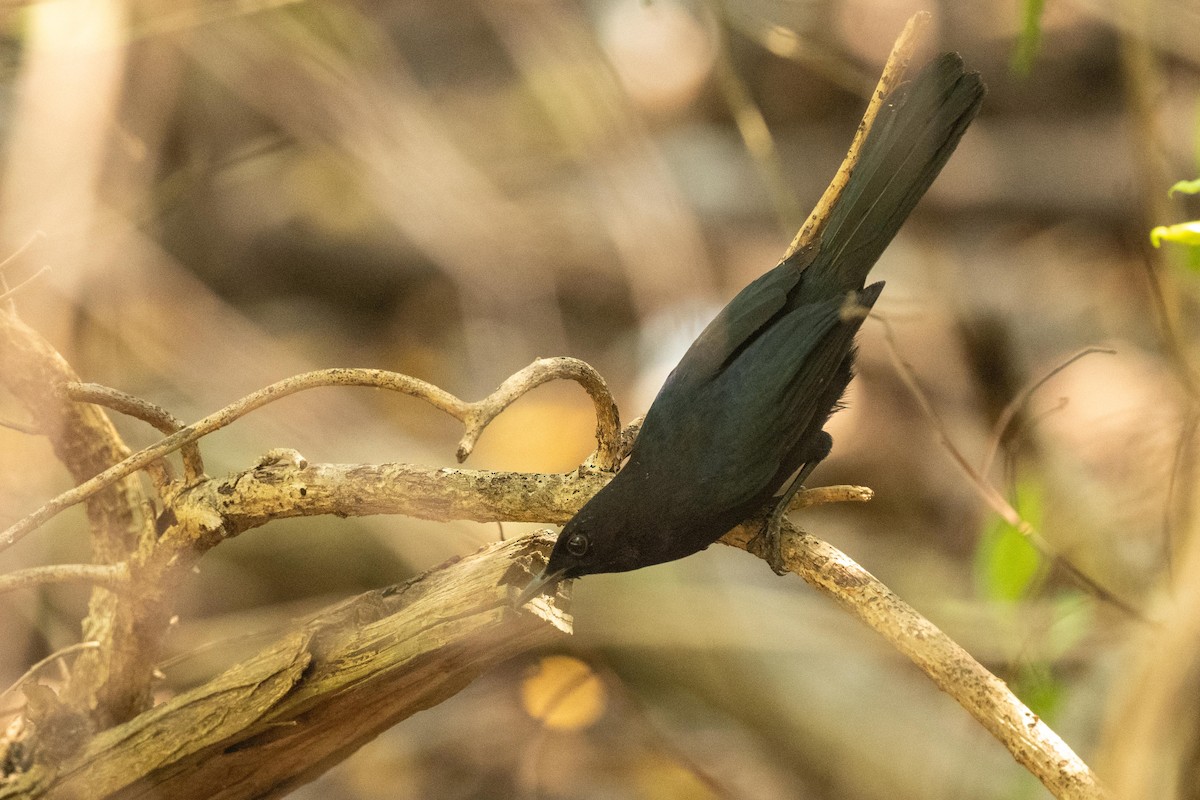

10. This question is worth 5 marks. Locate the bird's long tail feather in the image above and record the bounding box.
[801,53,985,297]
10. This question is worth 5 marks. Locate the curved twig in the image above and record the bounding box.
[978,347,1117,479]
[65,382,205,484]
[1,361,620,553]
[877,314,1145,622]
[456,357,620,469]
[0,563,127,597]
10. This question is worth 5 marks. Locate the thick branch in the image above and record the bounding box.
[0,312,149,557]
[8,533,568,800]
[185,459,610,538]
[0,309,156,724]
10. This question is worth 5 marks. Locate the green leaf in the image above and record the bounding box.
[974,478,1044,602]
[1150,221,1200,248]
[1168,178,1200,196]
[1010,0,1046,77]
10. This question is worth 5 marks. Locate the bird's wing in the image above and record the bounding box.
[706,285,881,481]
[633,284,881,516]
[656,247,818,395]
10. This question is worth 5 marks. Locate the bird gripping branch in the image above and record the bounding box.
[520,52,985,602]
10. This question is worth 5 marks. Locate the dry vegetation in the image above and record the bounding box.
[2,1,1200,798]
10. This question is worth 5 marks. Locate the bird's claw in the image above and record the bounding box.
[750,505,791,576]
[763,515,790,576]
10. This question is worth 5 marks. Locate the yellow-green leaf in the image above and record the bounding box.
[1168,178,1200,196]
[1150,221,1200,248]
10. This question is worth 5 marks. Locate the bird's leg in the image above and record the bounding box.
[760,431,833,575]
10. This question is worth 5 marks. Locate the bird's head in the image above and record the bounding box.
[514,503,640,606]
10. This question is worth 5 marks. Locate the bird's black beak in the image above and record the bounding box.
[513,566,569,608]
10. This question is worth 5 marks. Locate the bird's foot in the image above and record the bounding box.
[748,501,792,575]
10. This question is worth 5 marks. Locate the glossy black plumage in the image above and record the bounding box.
[532,54,985,587]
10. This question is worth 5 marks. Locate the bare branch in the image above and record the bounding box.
[64,382,204,484]
[0,564,126,597]
[456,357,621,469]
[1,361,620,553]
[191,461,609,539]
[721,519,1108,800]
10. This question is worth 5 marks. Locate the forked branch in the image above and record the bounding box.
[1,359,620,554]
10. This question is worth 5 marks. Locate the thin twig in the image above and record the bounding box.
[0,563,127,597]
[0,641,101,706]
[0,265,50,303]
[877,314,1145,622]
[1,361,620,552]
[784,11,929,259]
[65,381,204,483]
[457,358,620,468]
[0,416,41,435]
[979,347,1116,479]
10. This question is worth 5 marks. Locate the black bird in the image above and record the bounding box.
[520,53,984,600]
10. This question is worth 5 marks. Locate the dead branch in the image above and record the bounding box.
[455,357,621,469]
[0,565,126,597]
[64,382,203,484]
[0,534,568,800]
[721,520,1109,800]
[185,460,610,537]
[1,360,620,554]
[0,308,157,725]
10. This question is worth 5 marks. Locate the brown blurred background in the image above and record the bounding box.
[2,0,1200,797]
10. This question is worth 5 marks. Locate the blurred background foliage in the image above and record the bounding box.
[1,0,1200,797]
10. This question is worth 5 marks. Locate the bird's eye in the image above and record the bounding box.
[566,531,589,557]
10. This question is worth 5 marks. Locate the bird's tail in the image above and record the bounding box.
[800,53,985,297]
